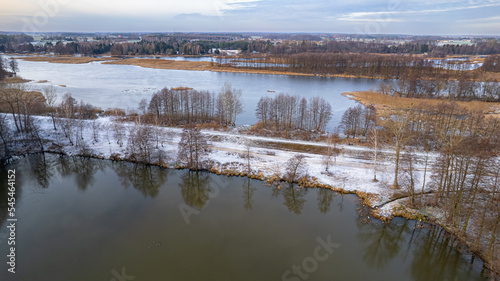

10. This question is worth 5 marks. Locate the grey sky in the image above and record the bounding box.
[1,0,499,35]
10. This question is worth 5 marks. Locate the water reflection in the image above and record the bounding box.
[317,188,334,213]
[0,154,490,281]
[357,216,488,281]
[357,218,408,268]
[272,184,308,214]
[242,178,256,210]
[179,171,210,209]
[112,162,168,198]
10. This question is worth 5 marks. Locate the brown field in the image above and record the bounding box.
[15,56,118,64]
[343,91,500,118]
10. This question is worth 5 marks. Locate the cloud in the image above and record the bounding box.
[338,2,500,21]
[0,0,498,35]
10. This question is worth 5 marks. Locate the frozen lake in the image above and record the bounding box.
[11,57,385,129]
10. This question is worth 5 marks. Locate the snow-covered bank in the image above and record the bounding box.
[2,114,432,209]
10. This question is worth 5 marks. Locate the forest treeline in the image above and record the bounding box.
[1,33,499,56]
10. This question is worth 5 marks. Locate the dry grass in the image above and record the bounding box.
[0,89,45,111]
[343,91,500,118]
[482,72,500,81]
[0,76,31,84]
[15,56,118,64]
[102,58,213,70]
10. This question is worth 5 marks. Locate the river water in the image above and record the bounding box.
[0,154,488,281]
[10,57,384,129]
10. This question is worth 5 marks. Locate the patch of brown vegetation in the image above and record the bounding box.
[102,58,213,70]
[15,56,118,64]
[0,76,31,84]
[343,91,500,118]
[0,89,45,112]
[482,71,500,81]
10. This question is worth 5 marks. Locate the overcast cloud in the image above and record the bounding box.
[0,0,499,35]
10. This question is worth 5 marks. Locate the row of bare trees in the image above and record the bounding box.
[255,93,332,132]
[379,75,500,102]
[148,82,242,126]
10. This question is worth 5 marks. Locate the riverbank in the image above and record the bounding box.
[1,114,498,276]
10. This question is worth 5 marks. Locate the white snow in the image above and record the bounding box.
[3,114,441,218]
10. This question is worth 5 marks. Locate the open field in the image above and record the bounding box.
[343,90,500,118]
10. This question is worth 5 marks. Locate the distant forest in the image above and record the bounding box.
[1,34,499,57]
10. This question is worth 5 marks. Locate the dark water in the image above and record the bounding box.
[0,154,488,281]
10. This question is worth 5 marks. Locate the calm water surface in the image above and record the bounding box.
[0,154,487,281]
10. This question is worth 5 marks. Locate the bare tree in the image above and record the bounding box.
[322,133,337,173]
[217,82,243,126]
[0,114,12,160]
[112,120,125,147]
[383,105,414,188]
[127,121,155,164]
[284,154,308,183]
[91,119,100,144]
[9,58,19,77]
[241,137,255,175]
[369,126,380,182]
[177,124,210,170]
[42,85,58,130]
[138,98,148,116]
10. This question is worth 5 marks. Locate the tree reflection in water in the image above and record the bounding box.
[317,188,334,214]
[242,177,256,211]
[179,171,210,210]
[272,183,308,215]
[357,215,488,281]
[112,161,167,198]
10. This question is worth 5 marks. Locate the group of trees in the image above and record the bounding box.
[373,103,500,265]
[378,75,500,102]
[483,55,500,72]
[147,82,242,126]
[335,101,500,270]
[255,93,332,132]
[340,104,376,138]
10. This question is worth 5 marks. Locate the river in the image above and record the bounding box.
[0,154,488,281]
[10,57,384,129]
